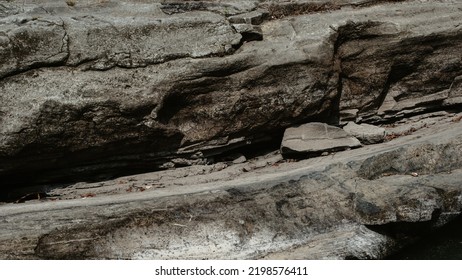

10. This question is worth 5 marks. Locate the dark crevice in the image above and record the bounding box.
[0,151,176,202]
[264,0,409,20]
[0,101,185,202]
[160,1,232,16]
[385,214,462,259]
[0,57,68,81]
[349,0,409,8]
[214,130,284,161]
[232,30,263,50]
[364,208,450,258]
[0,126,285,203]
[156,91,187,125]
[365,104,462,125]
[265,2,341,20]
[362,62,417,116]
[60,18,70,64]
[366,209,443,239]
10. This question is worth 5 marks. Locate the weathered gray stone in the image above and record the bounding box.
[339,109,359,124]
[231,23,263,42]
[228,10,268,25]
[64,13,242,69]
[281,122,361,156]
[1,120,461,260]
[0,0,461,196]
[232,155,247,164]
[0,17,68,79]
[343,122,385,144]
[160,0,258,16]
[2,0,462,262]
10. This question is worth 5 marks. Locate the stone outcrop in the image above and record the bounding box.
[0,0,462,259]
[280,122,361,156]
[0,117,461,259]
[1,0,461,197]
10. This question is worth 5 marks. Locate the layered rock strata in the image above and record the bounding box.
[0,116,461,259]
[1,0,461,196]
[1,0,462,259]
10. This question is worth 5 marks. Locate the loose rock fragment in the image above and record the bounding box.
[343,122,386,145]
[281,122,361,157]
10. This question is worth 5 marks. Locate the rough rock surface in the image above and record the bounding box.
[0,0,462,259]
[0,116,461,259]
[1,0,461,196]
[343,122,385,144]
[280,122,361,156]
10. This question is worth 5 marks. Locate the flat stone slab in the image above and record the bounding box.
[343,122,385,144]
[281,122,361,157]
[228,10,268,25]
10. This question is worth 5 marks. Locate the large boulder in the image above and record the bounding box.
[281,122,361,157]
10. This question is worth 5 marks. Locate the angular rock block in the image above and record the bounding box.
[281,122,361,157]
[343,122,385,145]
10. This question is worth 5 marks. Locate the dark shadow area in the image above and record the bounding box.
[0,129,285,203]
[386,215,462,260]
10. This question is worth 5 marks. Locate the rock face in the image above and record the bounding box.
[0,119,461,260]
[280,122,361,156]
[1,0,462,196]
[0,0,462,260]
[343,122,385,144]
